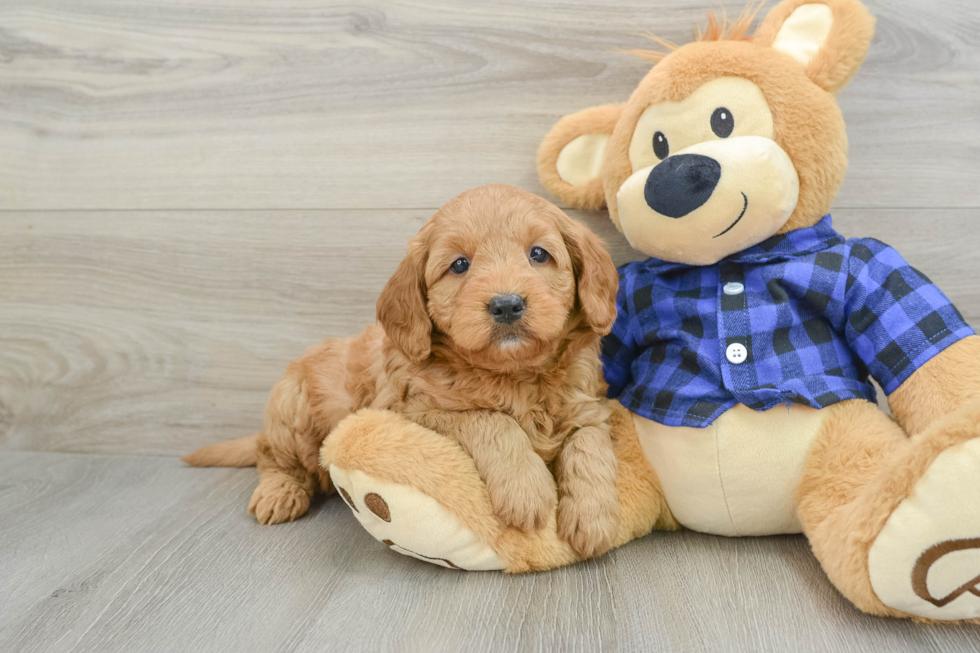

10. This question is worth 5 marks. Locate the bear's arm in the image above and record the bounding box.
[838,239,975,411]
[600,272,641,399]
[887,335,980,435]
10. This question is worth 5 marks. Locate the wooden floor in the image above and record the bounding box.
[1,0,978,650]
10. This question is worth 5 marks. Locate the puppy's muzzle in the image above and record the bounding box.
[488,294,526,324]
[644,154,721,218]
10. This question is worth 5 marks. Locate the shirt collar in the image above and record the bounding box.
[641,215,843,272]
[730,215,843,263]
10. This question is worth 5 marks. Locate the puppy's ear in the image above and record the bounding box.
[376,228,432,362]
[754,0,875,94]
[557,214,619,333]
[538,104,623,210]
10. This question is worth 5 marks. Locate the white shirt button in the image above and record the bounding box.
[723,282,745,295]
[726,343,748,364]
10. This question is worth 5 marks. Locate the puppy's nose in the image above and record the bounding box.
[488,294,526,324]
[644,154,721,218]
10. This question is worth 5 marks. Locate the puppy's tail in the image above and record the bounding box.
[181,433,259,468]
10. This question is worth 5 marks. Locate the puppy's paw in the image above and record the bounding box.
[248,477,310,525]
[558,493,620,559]
[487,457,556,532]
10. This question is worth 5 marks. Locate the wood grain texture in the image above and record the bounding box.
[1,451,978,653]
[0,0,977,210]
[1,208,977,456]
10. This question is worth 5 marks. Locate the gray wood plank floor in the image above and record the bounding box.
[2,451,979,653]
[1,0,979,650]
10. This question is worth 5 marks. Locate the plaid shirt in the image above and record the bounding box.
[602,216,974,428]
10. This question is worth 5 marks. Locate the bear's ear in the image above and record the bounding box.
[754,0,875,94]
[537,104,623,210]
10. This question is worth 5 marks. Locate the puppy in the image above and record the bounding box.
[184,185,622,557]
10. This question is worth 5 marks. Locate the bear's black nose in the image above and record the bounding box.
[488,294,526,324]
[644,154,721,218]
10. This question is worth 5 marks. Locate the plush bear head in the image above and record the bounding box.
[538,0,875,266]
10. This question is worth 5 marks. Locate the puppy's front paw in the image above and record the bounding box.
[487,456,556,532]
[248,477,310,525]
[558,493,620,559]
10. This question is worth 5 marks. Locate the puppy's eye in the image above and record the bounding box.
[652,131,669,160]
[711,107,734,138]
[528,247,550,264]
[450,257,470,274]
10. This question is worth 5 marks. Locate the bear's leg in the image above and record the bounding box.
[797,398,980,622]
[321,404,676,572]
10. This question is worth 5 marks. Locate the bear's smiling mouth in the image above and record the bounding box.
[713,193,749,238]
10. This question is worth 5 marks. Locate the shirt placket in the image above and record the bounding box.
[718,262,753,403]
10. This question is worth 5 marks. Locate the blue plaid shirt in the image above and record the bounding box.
[602,216,974,428]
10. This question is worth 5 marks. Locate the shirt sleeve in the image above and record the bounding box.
[842,239,975,394]
[601,267,639,399]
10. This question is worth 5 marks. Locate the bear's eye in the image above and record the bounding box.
[450,257,470,274]
[711,107,734,138]
[528,246,550,264]
[652,131,669,160]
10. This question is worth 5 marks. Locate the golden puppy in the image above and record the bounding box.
[184,185,622,557]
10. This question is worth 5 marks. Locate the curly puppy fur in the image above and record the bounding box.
[183,185,622,558]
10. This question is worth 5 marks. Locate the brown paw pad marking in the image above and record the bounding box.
[381,539,459,569]
[912,538,980,608]
[336,486,358,512]
[364,492,390,522]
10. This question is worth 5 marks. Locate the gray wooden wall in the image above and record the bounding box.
[2,0,977,457]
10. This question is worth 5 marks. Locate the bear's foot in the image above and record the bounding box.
[802,399,980,622]
[868,434,980,621]
[330,465,506,570]
[321,406,667,573]
[321,409,560,572]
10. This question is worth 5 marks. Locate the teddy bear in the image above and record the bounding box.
[322,0,980,623]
